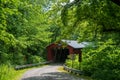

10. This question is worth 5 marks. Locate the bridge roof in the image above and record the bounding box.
[61,40,93,49]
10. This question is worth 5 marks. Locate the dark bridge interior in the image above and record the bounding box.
[52,48,69,63]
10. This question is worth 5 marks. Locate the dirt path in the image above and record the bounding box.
[20,64,85,80]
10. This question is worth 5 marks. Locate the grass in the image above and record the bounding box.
[57,66,67,72]
[11,69,29,80]
[0,64,47,80]
[0,64,30,80]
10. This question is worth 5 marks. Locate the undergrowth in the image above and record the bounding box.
[0,64,28,80]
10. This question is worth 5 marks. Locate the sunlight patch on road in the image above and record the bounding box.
[57,67,67,72]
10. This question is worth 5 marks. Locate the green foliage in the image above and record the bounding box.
[12,53,25,65]
[81,40,120,80]
[0,64,15,80]
[0,64,30,80]
[58,0,120,40]
[65,40,120,80]
[0,53,10,64]
[0,0,52,65]
[27,55,45,64]
[65,54,80,69]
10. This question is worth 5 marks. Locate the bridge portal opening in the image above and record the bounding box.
[52,48,69,63]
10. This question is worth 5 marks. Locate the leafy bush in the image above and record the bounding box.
[27,55,45,64]
[65,54,81,69]
[0,53,10,64]
[81,41,120,80]
[12,53,26,65]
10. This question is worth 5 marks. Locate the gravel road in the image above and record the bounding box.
[20,64,86,80]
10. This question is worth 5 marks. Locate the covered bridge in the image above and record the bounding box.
[46,40,91,62]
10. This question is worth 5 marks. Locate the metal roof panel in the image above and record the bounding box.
[62,40,92,48]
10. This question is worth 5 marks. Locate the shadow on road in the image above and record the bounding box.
[22,72,80,80]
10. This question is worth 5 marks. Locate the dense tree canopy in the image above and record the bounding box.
[0,0,52,64]
[60,0,120,41]
[47,0,120,41]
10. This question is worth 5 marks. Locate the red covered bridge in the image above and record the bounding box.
[46,40,91,62]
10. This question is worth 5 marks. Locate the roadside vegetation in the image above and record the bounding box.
[65,40,120,80]
[0,64,29,80]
